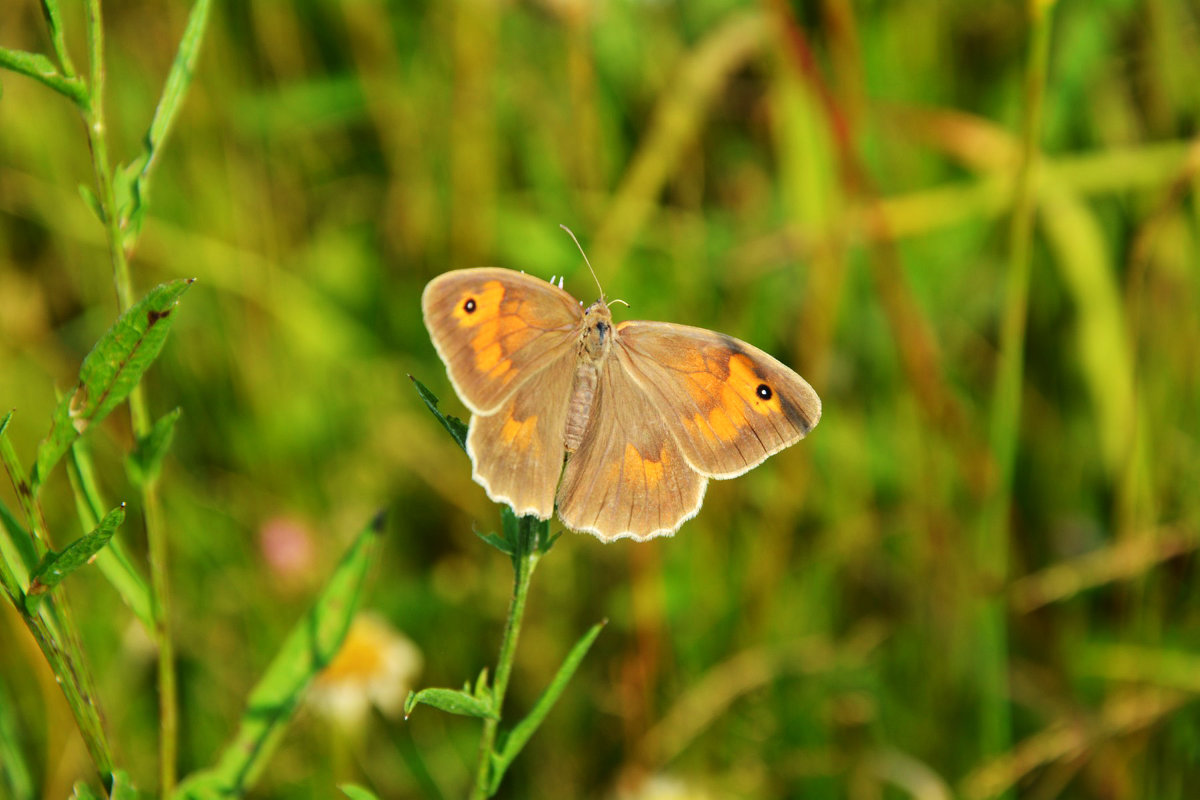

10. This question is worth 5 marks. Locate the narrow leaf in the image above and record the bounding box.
[475,530,513,556]
[78,184,104,223]
[28,504,125,597]
[109,770,137,800]
[173,512,385,797]
[127,407,181,487]
[0,46,87,105]
[410,376,468,452]
[33,278,194,490]
[340,784,381,800]
[0,413,39,581]
[489,620,607,793]
[38,0,75,78]
[0,499,33,603]
[67,441,154,629]
[404,687,497,720]
[124,0,212,243]
[501,506,520,551]
[70,783,101,800]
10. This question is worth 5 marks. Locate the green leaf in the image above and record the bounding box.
[70,782,102,800]
[0,412,39,590]
[404,687,497,720]
[122,0,211,247]
[173,512,385,798]
[489,620,607,794]
[33,278,194,490]
[475,530,513,556]
[78,183,104,223]
[28,504,125,597]
[410,376,468,452]
[340,784,381,800]
[67,441,154,630]
[127,407,181,487]
[0,46,87,105]
[38,0,74,78]
[109,770,137,800]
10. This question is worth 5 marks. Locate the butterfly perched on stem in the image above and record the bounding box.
[422,265,821,542]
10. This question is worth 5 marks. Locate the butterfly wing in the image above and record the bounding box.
[422,268,584,414]
[613,321,821,479]
[467,349,577,519]
[556,355,708,541]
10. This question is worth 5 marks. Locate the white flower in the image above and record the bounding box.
[308,612,423,728]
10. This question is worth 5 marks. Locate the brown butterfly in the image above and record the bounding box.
[422,266,821,542]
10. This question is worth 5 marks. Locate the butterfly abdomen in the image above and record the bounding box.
[564,303,614,452]
[564,363,599,452]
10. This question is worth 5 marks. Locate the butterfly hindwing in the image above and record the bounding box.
[468,349,577,520]
[556,356,707,541]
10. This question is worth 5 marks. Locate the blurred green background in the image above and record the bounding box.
[2,0,1200,797]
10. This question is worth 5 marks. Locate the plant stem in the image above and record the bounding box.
[82,0,178,791]
[977,0,1056,783]
[471,516,541,799]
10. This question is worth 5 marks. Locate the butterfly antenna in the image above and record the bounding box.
[560,224,605,301]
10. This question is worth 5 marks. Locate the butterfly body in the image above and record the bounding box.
[564,301,613,452]
[423,268,821,542]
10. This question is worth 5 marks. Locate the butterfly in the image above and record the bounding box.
[422,267,821,542]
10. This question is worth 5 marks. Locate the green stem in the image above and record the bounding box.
[3,413,116,784]
[82,0,178,791]
[470,517,541,799]
[26,606,115,779]
[977,0,1056,784]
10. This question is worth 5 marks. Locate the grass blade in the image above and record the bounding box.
[172,512,385,798]
[33,278,194,490]
[28,504,125,598]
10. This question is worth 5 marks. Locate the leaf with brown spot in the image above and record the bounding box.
[32,279,194,491]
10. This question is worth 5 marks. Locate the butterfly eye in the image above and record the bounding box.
[756,384,772,400]
[463,298,477,313]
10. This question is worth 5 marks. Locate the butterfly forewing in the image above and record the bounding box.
[421,268,583,415]
[556,357,708,541]
[614,321,821,479]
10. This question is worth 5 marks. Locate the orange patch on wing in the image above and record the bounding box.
[707,405,742,442]
[624,443,667,489]
[452,280,505,328]
[463,287,531,376]
[475,342,504,372]
[728,353,782,415]
[500,414,539,452]
[690,412,716,441]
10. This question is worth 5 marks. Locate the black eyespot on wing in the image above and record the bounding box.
[756,383,772,400]
[463,298,477,313]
